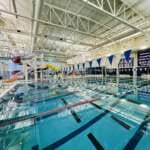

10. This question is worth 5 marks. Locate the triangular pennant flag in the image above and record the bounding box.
[89,61,92,68]
[108,55,114,65]
[77,64,79,70]
[83,63,85,69]
[124,50,131,63]
[97,58,101,66]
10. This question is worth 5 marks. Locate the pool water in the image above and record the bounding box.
[0,77,150,150]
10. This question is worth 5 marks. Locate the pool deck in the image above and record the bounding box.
[0,80,33,98]
[0,82,18,98]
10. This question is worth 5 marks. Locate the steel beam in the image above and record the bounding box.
[44,3,114,42]
[81,0,144,33]
[0,8,104,40]
[0,28,94,47]
[12,0,18,18]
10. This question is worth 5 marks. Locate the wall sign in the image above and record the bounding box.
[138,49,150,67]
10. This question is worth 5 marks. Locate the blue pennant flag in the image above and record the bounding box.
[89,61,92,68]
[124,50,131,63]
[108,55,114,65]
[83,63,85,69]
[77,64,79,70]
[97,58,101,66]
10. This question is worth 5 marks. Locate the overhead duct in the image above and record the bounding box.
[31,0,43,51]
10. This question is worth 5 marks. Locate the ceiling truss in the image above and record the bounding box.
[81,0,144,32]
[44,3,113,41]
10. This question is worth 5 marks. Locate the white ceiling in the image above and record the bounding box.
[0,0,150,64]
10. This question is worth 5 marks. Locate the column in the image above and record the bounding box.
[133,51,138,94]
[40,54,43,81]
[24,63,28,82]
[0,63,2,77]
[34,57,37,82]
[133,51,138,84]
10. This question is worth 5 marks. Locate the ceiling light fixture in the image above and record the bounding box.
[66,39,73,43]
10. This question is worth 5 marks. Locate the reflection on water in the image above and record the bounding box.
[0,77,150,150]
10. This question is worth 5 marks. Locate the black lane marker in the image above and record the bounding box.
[111,115,131,130]
[123,113,150,150]
[87,133,104,150]
[70,110,81,123]
[43,110,109,150]
[61,98,68,105]
[61,98,81,123]
[31,91,77,105]
[43,101,119,150]
[32,145,39,150]
[90,102,102,110]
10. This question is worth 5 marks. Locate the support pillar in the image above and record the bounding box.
[0,63,2,77]
[133,51,138,84]
[24,64,28,82]
[40,54,43,81]
[34,57,37,82]
[133,51,138,95]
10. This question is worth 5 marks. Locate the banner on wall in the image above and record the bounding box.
[124,50,131,63]
[108,55,114,65]
[97,58,101,66]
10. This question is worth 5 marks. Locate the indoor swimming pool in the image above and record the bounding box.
[0,77,150,150]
